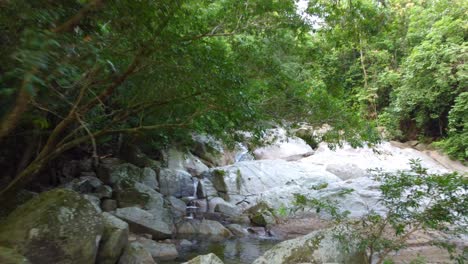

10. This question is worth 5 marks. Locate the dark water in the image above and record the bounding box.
[162,237,280,264]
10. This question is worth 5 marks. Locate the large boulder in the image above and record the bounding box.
[158,168,195,198]
[197,178,218,199]
[97,213,129,264]
[118,241,155,264]
[0,189,103,264]
[98,162,158,190]
[119,144,161,170]
[182,253,224,264]
[165,148,209,176]
[136,236,178,261]
[191,134,236,167]
[206,160,341,210]
[252,229,365,264]
[246,202,277,227]
[114,207,172,239]
[114,180,164,210]
[63,176,103,194]
[252,128,313,161]
[0,247,31,264]
[177,219,232,238]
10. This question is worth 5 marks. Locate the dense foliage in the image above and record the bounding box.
[0,0,466,196]
[0,0,374,196]
[293,160,468,263]
[304,0,467,161]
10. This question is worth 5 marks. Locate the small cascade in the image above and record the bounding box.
[185,177,200,219]
[234,143,249,163]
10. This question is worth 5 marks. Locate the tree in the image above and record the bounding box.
[0,0,375,197]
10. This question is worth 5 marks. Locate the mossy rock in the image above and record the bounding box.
[0,247,31,264]
[246,202,277,227]
[0,189,103,264]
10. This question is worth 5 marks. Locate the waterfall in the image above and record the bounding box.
[185,178,199,219]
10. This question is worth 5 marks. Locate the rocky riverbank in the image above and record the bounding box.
[0,128,466,264]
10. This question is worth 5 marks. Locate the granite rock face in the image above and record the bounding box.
[0,189,103,264]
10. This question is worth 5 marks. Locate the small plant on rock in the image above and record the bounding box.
[293,159,468,264]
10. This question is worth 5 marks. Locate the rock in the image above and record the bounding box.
[159,168,195,198]
[0,247,31,264]
[97,158,123,184]
[207,160,341,212]
[0,189,103,264]
[114,207,172,239]
[168,196,187,218]
[83,194,102,213]
[191,134,235,167]
[95,185,113,199]
[226,224,248,237]
[252,128,313,160]
[120,144,161,170]
[177,219,232,238]
[142,167,159,190]
[165,148,209,176]
[325,163,368,180]
[114,180,165,210]
[63,176,103,194]
[182,253,224,264]
[179,239,193,247]
[101,199,117,212]
[118,241,156,264]
[246,202,276,227]
[214,202,241,217]
[197,178,218,199]
[98,162,158,190]
[136,236,178,261]
[97,213,129,264]
[252,229,365,264]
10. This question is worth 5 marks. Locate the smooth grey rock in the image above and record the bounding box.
[177,219,232,238]
[226,224,248,237]
[114,207,172,239]
[101,199,117,212]
[179,239,193,247]
[159,168,195,198]
[252,229,365,264]
[252,128,313,160]
[214,201,241,217]
[136,236,178,261]
[168,196,187,218]
[142,167,158,190]
[114,180,165,210]
[97,212,129,264]
[182,253,224,264]
[165,148,209,176]
[326,163,368,180]
[118,241,155,264]
[0,189,103,264]
[197,178,218,198]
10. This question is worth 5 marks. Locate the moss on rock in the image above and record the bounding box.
[0,189,103,264]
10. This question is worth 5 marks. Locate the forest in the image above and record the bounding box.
[0,0,466,264]
[0,0,466,195]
